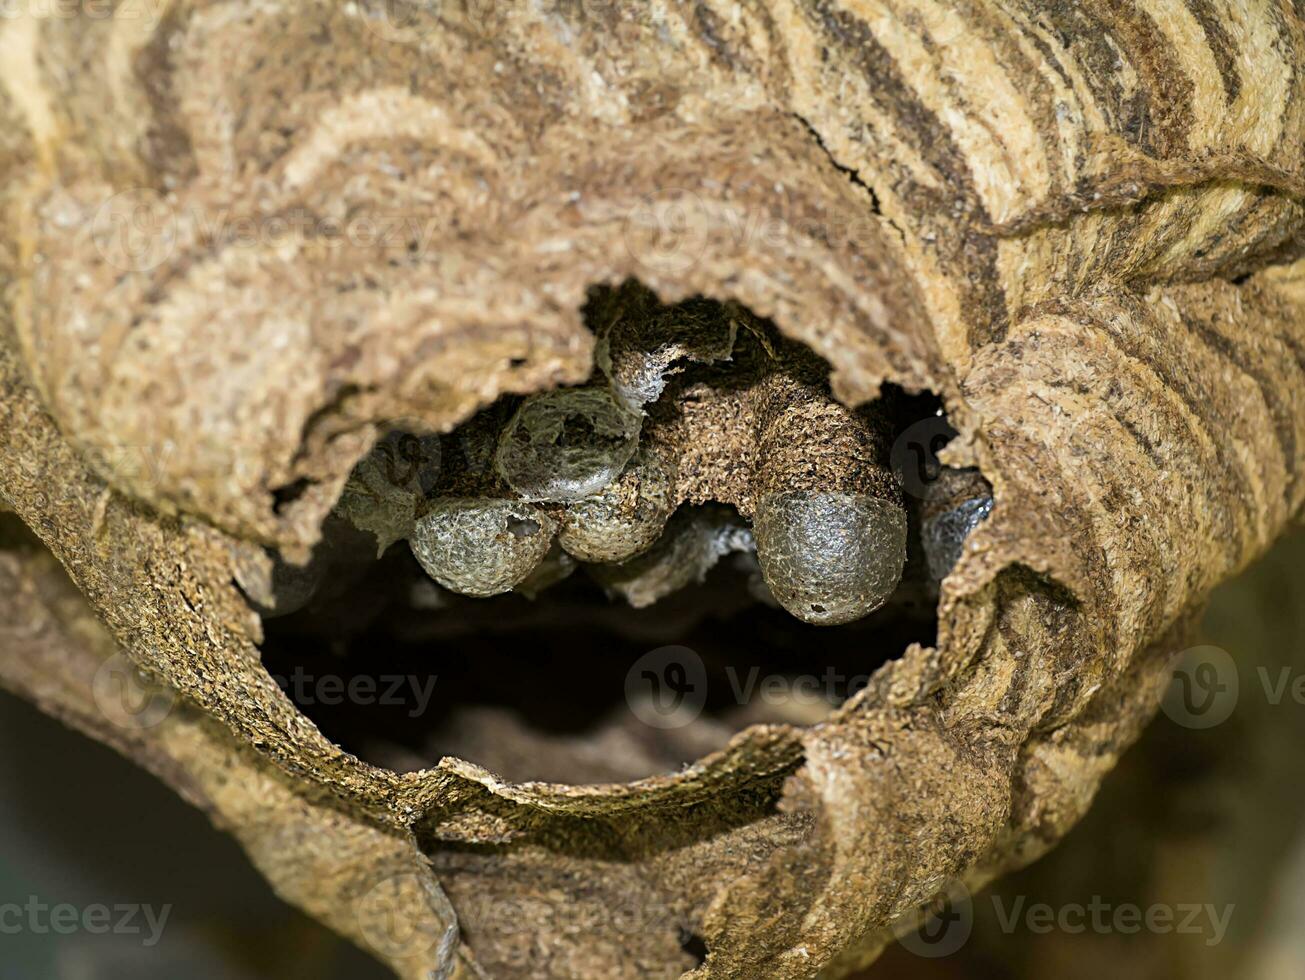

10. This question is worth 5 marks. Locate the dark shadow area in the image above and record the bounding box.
[249,291,973,782]
[0,690,388,980]
[259,538,936,781]
[252,288,968,784]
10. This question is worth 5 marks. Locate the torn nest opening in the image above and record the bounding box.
[248,282,993,783]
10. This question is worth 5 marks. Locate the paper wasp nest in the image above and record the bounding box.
[1,2,1304,978]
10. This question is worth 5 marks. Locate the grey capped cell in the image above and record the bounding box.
[494,387,642,502]
[922,495,993,582]
[557,447,676,563]
[409,498,556,597]
[754,491,907,625]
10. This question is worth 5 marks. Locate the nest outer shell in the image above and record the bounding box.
[2,2,1305,978]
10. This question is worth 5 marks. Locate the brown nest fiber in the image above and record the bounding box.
[1,2,1304,978]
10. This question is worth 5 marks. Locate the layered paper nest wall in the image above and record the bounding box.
[1,2,1304,977]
